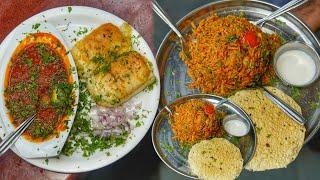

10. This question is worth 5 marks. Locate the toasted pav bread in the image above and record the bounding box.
[87,51,155,107]
[71,23,132,79]
[71,23,155,107]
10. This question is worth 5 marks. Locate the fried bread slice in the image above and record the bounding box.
[87,51,155,107]
[71,23,132,79]
[71,23,155,107]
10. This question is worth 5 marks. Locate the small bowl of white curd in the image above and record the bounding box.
[273,41,320,87]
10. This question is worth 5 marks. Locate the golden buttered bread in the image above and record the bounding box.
[188,138,243,180]
[87,51,155,107]
[71,23,155,107]
[71,23,131,79]
[229,87,305,171]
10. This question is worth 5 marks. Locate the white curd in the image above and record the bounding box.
[276,50,316,86]
[223,119,249,137]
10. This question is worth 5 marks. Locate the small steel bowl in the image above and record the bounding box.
[151,94,256,179]
[223,114,250,137]
[273,41,320,87]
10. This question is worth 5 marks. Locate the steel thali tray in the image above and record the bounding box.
[156,0,320,143]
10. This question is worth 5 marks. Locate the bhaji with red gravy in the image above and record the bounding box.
[4,33,75,142]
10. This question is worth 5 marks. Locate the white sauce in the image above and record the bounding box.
[223,119,249,137]
[276,50,316,86]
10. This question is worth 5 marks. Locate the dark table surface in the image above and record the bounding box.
[2,0,320,180]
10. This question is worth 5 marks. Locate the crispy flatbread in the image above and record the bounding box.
[188,138,243,180]
[229,87,305,171]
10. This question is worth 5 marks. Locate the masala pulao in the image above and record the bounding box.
[229,86,305,171]
[183,15,282,96]
[171,99,224,145]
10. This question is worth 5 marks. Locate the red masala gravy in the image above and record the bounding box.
[4,33,74,142]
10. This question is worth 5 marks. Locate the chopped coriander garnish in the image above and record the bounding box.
[161,143,174,153]
[132,34,141,47]
[37,44,56,64]
[180,143,192,156]
[229,136,241,146]
[135,121,141,127]
[68,6,72,13]
[310,102,318,110]
[91,55,105,64]
[175,92,181,98]
[93,94,102,102]
[75,27,88,36]
[239,11,246,18]
[145,78,157,92]
[226,34,238,43]
[32,23,41,30]
[61,82,131,157]
[274,19,286,27]
[101,63,111,73]
[291,87,302,101]
[25,58,33,67]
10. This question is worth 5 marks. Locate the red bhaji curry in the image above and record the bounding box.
[4,33,75,142]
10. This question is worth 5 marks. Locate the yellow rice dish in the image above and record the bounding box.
[183,15,282,96]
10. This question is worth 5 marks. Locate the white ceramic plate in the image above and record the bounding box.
[0,23,79,158]
[0,6,160,173]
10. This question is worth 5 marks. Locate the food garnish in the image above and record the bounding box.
[62,81,148,157]
[90,102,139,137]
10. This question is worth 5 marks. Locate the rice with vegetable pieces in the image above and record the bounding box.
[183,15,282,96]
[170,99,224,145]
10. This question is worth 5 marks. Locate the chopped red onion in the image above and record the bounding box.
[89,101,142,137]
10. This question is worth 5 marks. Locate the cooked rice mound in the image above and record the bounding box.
[184,15,282,96]
[171,99,224,145]
[229,86,306,171]
[188,138,243,180]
